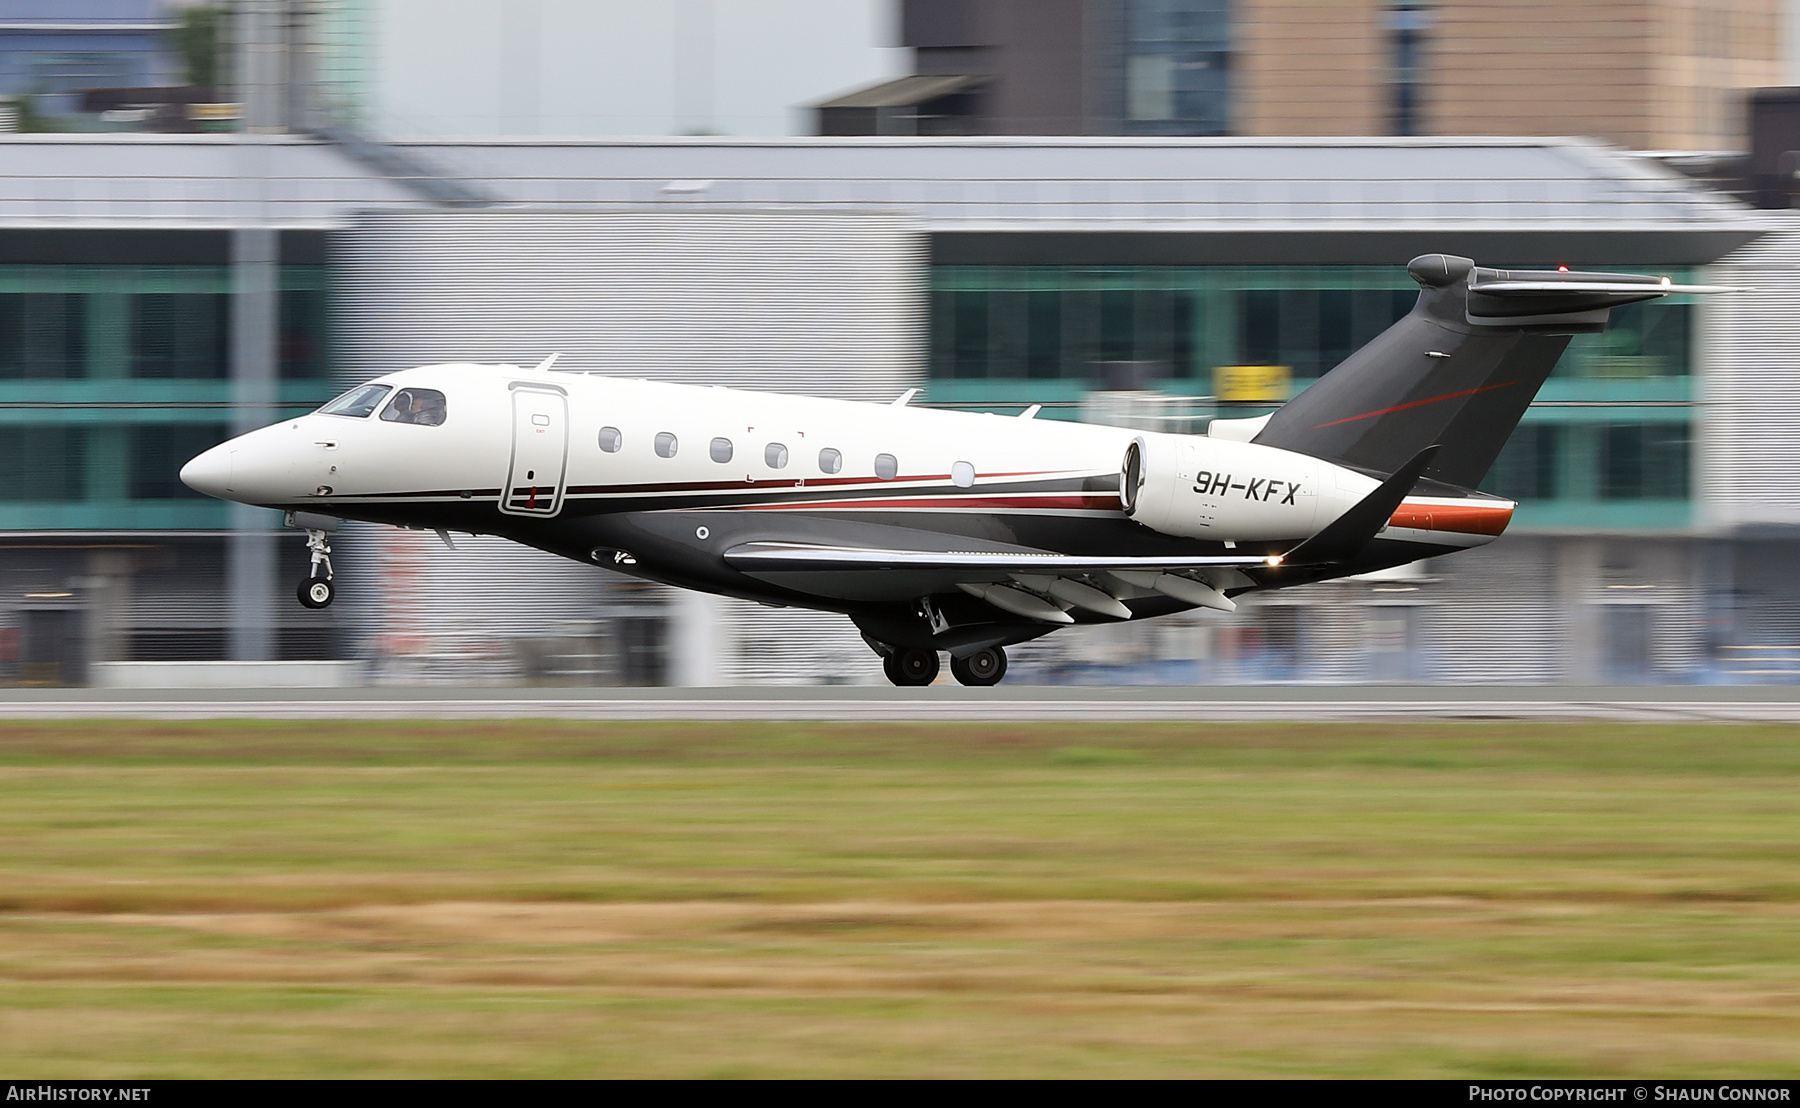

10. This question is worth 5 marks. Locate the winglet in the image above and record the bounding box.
[891,388,919,407]
[1281,445,1440,566]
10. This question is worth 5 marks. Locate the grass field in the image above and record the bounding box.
[1,719,1798,1077]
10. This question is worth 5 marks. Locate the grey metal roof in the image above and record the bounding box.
[0,133,1768,263]
[0,134,429,229]
[402,136,1755,229]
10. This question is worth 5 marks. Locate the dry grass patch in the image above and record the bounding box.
[0,720,1798,1075]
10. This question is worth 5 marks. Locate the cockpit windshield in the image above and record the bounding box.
[379,388,447,427]
[318,384,392,419]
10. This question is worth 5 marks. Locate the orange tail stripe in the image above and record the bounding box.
[1387,501,1513,536]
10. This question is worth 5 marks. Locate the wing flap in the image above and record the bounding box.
[724,542,1276,575]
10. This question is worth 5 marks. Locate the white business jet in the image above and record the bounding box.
[181,255,1725,686]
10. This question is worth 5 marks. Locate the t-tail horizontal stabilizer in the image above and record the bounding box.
[1281,446,1440,566]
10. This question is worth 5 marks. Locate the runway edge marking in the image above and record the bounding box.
[0,698,1796,722]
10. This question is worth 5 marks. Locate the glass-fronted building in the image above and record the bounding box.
[0,264,330,531]
[0,132,1782,685]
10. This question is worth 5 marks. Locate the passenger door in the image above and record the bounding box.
[500,383,569,517]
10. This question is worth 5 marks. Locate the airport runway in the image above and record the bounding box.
[2,685,1800,721]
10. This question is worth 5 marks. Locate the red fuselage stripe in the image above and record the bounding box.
[737,495,1121,512]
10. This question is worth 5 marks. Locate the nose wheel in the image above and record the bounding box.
[295,523,335,610]
[297,575,335,609]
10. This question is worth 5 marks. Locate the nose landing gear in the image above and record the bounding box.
[298,573,334,609]
[286,511,338,610]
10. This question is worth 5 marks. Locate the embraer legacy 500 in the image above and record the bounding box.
[180,255,1726,686]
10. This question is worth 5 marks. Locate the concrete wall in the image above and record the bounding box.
[92,661,364,688]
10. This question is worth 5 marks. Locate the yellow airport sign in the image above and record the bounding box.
[1214,364,1291,403]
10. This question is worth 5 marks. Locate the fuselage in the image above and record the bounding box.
[181,362,1512,617]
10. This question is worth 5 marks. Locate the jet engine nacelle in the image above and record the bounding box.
[1121,433,1371,542]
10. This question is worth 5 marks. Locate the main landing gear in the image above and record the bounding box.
[880,646,1008,687]
[882,648,939,687]
[950,647,1007,687]
[289,514,336,610]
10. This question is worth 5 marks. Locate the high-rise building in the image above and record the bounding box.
[817,0,1782,150]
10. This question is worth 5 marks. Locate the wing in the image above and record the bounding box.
[724,541,1274,619]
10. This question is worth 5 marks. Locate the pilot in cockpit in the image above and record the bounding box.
[380,388,447,427]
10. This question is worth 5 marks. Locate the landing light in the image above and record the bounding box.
[1264,555,1283,567]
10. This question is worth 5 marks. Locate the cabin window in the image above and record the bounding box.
[598,426,622,452]
[952,460,975,488]
[765,442,789,469]
[710,437,733,463]
[818,447,842,474]
[318,383,391,419]
[875,453,898,480]
[654,432,678,458]
[379,387,447,426]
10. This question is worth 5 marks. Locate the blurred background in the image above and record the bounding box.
[4,0,1800,688]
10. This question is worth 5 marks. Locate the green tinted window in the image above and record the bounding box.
[0,427,86,500]
[0,293,84,379]
[928,266,1694,385]
[130,293,228,379]
[1602,424,1689,500]
[131,425,228,499]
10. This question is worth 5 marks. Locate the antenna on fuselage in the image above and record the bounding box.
[891,388,918,407]
[531,352,561,373]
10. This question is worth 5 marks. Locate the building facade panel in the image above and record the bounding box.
[1235,0,1387,137]
[1428,0,1779,151]
[1697,213,1800,530]
[333,210,926,401]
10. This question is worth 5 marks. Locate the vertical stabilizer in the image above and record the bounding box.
[1251,255,1722,486]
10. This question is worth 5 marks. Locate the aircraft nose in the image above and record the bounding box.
[180,443,232,498]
